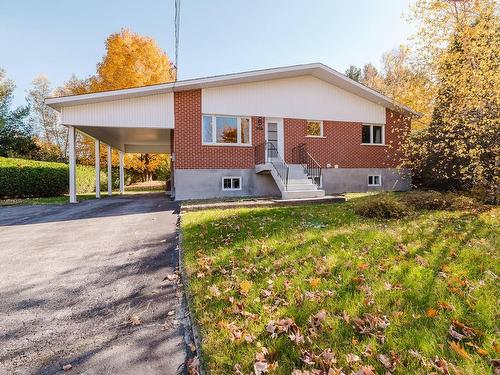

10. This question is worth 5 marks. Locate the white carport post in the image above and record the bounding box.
[95,139,101,198]
[68,126,77,203]
[119,151,125,194]
[107,145,112,196]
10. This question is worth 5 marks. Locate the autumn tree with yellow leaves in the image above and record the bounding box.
[405,0,499,201]
[58,28,175,182]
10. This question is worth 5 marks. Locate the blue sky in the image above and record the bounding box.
[1,0,415,107]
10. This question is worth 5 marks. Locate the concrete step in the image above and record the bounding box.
[282,189,326,199]
[286,183,318,191]
[287,178,313,184]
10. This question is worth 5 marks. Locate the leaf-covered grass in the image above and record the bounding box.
[181,195,499,374]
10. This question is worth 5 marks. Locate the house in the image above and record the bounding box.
[45,63,418,202]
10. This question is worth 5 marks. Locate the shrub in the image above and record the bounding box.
[354,194,411,219]
[0,157,68,198]
[0,157,131,198]
[401,190,479,211]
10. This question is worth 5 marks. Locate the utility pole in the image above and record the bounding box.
[174,0,181,79]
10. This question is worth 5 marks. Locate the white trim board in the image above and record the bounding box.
[46,63,420,117]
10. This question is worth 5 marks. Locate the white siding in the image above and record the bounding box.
[61,93,174,128]
[202,76,386,124]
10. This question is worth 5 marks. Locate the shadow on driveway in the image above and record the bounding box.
[0,193,187,374]
[0,193,180,226]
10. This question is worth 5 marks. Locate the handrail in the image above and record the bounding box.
[292,144,322,189]
[255,142,289,189]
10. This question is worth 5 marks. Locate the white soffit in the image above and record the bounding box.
[45,63,420,117]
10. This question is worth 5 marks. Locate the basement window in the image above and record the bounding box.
[362,124,385,144]
[222,176,242,191]
[367,175,381,187]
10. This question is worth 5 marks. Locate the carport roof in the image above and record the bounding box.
[46,63,420,117]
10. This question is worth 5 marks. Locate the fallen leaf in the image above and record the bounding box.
[346,353,360,364]
[449,341,470,359]
[129,315,141,326]
[448,325,465,340]
[163,274,179,281]
[358,263,369,271]
[208,284,221,297]
[355,366,376,375]
[415,255,428,267]
[426,308,439,318]
[438,301,455,311]
[239,280,252,296]
[187,357,200,375]
[310,277,321,289]
[476,348,488,356]
[62,364,72,371]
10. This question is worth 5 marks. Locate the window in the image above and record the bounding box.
[361,124,385,144]
[222,176,241,190]
[367,175,381,186]
[202,115,251,145]
[307,120,323,137]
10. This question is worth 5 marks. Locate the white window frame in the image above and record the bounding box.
[306,120,324,138]
[222,176,242,191]
[202,114,252,146]
[367,175,382,187]
[361,124,385,145]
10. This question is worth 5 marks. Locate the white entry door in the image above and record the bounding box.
[265,118,284,160]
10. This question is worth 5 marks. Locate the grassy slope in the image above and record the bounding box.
[181,198,499,374]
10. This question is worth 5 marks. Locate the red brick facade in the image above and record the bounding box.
[174,90,266,169]
[174,89,410,170]
[283,109,410,168]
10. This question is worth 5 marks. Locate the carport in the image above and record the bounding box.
[46,85,175,203]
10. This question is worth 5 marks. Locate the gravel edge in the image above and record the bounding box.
[177,212,206,375]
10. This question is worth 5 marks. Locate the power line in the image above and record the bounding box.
[174,0,181,79]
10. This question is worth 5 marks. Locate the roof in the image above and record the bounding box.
[45,63,420,117]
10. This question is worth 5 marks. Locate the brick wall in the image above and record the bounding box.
[284,108,410,168]
[174,89,410,170]
[174,89,266,169]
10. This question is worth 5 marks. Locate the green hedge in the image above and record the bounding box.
[0,157,133,199]
[0,157,69,198]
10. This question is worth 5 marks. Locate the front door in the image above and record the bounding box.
[265,118,284,161]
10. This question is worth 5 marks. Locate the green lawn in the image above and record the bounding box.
[181,194,499,374]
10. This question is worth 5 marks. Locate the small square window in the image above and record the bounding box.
[222,177,242,190]
[368,175,381,186]
[307,121,323,137]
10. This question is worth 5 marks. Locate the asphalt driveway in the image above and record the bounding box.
[0,193,187,374]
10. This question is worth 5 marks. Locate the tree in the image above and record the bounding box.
[27,75,66,160]
[380,45,435,129]
[345,65,361,82]
[0,69,38,158]
[125,153,170,182]
[90,28,175,92]
[56,28,176,180]
[405,0,500,200]
[360,63,385,93]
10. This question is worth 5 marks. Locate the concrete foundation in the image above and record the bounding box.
[174,169,281,200]
[173,167,410,201]
[322,168,411,194]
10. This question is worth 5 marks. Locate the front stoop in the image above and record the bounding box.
[256,163,326,199]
